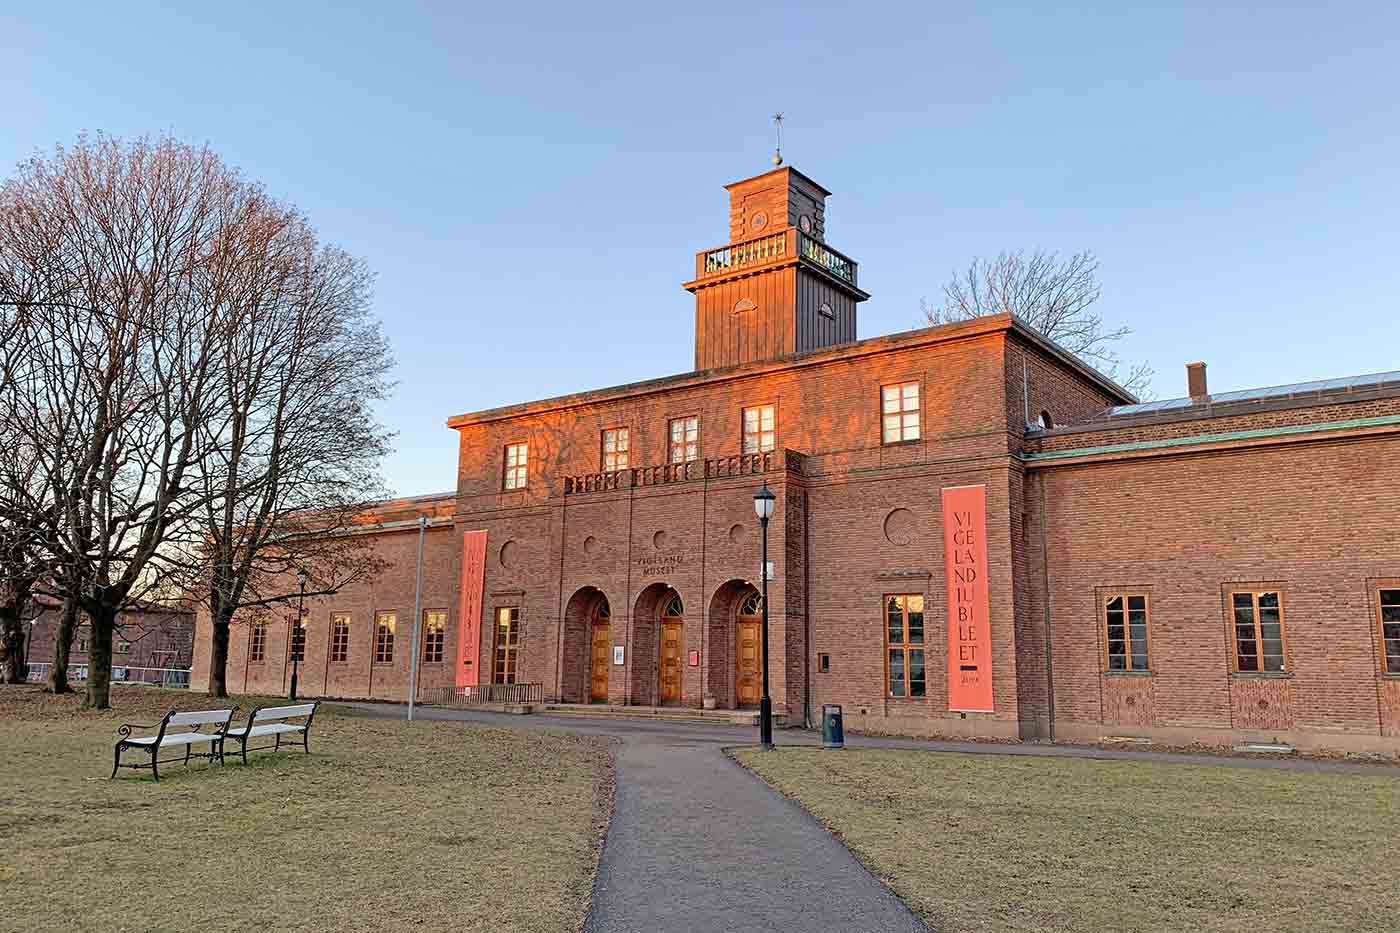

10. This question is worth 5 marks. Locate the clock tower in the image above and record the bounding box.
[682,165,869,372]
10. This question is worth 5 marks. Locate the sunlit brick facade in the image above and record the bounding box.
[193,165,1400,755]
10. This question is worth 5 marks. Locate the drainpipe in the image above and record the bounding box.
[802,488,813,730]
[1038,474,1057,742]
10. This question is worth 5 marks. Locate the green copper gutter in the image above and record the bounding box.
[1022,414,1400,462]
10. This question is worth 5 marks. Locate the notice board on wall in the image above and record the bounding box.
[456,530,488,688]
[942,485,994,712]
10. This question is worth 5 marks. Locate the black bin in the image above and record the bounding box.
[821,704,845,749]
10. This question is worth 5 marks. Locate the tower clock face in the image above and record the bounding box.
[799,214,812,234]
[751,211,768,231]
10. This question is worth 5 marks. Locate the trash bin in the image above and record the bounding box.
[822,704,844,749]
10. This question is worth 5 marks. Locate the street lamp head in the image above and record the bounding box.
[297,569,309,589]
[753,481,776,521]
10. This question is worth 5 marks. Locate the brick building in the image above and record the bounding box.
[28,600,195,685]
[192,163,1400,754]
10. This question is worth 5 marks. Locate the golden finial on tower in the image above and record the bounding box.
[772,112,784,167]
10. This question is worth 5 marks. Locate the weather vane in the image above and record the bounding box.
[772,112,784,167]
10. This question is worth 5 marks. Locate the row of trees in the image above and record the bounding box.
[0,135,393,707]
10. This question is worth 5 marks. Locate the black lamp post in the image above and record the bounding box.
[289,570,308,702]
[753,481,776,750]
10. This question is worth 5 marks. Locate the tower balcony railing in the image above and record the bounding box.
[563,451,773,496]
[690,228,860,289]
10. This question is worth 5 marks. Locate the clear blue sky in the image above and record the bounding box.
[6,2,1398,496]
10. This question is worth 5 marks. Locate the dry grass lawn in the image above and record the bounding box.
[734,747,1400,932]
[0,685,613,933]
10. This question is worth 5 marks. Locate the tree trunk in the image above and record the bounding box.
[208,608,232,698]
[0,598,26,684]
[46,597,78,694]
[84,604,116,709]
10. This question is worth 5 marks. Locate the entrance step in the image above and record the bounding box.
[541,703,784,728]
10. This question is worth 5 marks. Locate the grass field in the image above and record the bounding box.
[0,685,614,933]
[733,747,1400,932]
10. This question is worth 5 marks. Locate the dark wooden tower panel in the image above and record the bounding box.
[685,165,868,372]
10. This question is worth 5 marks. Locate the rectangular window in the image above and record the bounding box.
[1380,589,1400,675]
[885,595,926,698]
[375,612,396,663]
[494,607,521,684]
[423,609,447,663]
[1104,594,1150,671]
[250,623,266,662]
[503,442,528,490]
[115,640,131,655]
[669,416,699,464]
[291,616,307,662]
[881,382,920,444]
[742,405,776,454]
[1231,591,1285,672]
[330,613,350,662]
[602,428,629,472]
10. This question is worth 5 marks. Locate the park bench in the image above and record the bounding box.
[111,707,237,782]
[224,702,319,765]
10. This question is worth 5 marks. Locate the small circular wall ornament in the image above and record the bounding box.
[883,508,916,547]
[727,523,745,544]
[733,297,757,314]
[583,535,599,556]
[653,530,668,550]
[751,211,768,231]
[499,540,517,568]
[798,214,812,234]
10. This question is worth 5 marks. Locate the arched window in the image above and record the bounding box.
[1037,410,1054,430]
[662,594,684,617]
[739,591,763,616]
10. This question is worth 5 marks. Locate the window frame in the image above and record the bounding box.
[668,414,700,465]
[422,609,447,663]
[374,611,397,664]
[502,442,529,491]
[330,613,351,663]
[883,593,928,699]
[1376,583,1400,676]
[601,427,630,473]
[1101,591,1152,673]
[493,606,522,685]
[290,614,307,662]
[249,622,267,663]
[880,380,922,445]
[741,403,777,455]
[1227,588,1288,674]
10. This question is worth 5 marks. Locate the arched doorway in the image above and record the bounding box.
[657,592,684,705]
[735,589,763,708]
[561,586,610,703]
[589,596,611,703]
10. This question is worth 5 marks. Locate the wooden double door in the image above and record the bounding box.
[736,617,762,707]
[658,622,683,704]
[589,619,610,702]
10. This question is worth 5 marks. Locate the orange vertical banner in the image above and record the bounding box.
[942,485,994,712]
[456,530,488,688]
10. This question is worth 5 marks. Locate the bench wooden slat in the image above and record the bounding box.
[254,704,316,719]
[168,708,236,727]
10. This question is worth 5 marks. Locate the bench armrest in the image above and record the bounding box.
[116,723,160,739]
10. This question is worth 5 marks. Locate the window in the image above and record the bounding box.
[1379,589,1400,675]
[818,652,831,673]
[250,623,266,662]
[503,443,528,490]
[77,626,89,653]
[423,609,446,662]
[669,416,699,464]
[1231,591,1285,672]
[291,616,307,662]
[375,612,396,663]
[494,607,521,684]
[330,614,350,663]
[115,640,131,655]
[602,428,629,472]
[881,382,920,443]
[885,595,926,697]
[1104,594,1150,671]
[1038,410,1055,430]
[742,404,775,454]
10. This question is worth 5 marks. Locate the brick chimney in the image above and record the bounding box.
[1186,361,1208,401]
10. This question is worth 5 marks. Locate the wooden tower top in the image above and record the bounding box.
[684,165,868,372]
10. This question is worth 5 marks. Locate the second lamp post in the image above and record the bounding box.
[289,569,308,702]
[753,481,776,750]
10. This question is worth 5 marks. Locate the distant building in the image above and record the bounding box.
[28,599,195,686]
[193,163,1400,755]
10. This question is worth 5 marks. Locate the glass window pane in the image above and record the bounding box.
[902,383,918,406]
[1232,593,1253,611]
[902,412,918,432]
[882,390,899,413]
[889,650,905,696]
[1127,595,1146,613]
[907,595,924,613]
[1237,652,1258,671]
[1234,606,1256,625]
[1108,654,1126,670]
[1382,607,1400,624]
[909,650,925,696]
[1106,596,1124,612]
[907,605,924,644]
[1258,592,1279,610]
[1130,652,1149,672]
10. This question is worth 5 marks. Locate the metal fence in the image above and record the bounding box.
[24,662,191,688]
[421,682,543,707]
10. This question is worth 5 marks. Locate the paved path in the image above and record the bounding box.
[339,704,1399,932]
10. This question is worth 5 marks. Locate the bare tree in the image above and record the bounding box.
[0,136,233,708]
[923,250,1153,398]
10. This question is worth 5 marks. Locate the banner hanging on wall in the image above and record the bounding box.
[942,485,994,712]
[456,530,488,689]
